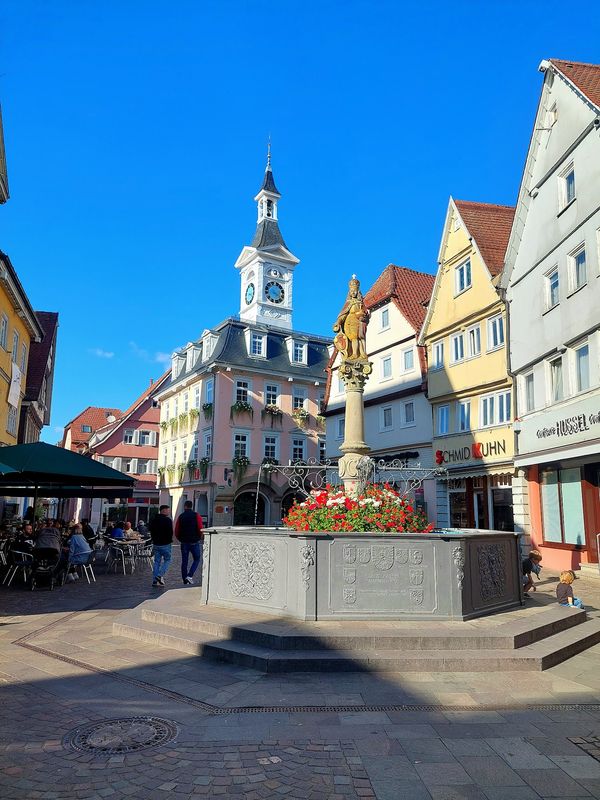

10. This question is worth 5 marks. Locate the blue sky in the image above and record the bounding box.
[1,1,598,441]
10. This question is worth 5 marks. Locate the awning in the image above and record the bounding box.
[441,465,516,481]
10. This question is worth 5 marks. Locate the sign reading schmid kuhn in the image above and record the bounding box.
[435,440,508,465]
[518,392,600,456]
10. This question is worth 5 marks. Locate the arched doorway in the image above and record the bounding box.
[281,491,304,521]
[234,492,266,526]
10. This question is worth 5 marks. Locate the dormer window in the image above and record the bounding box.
[251,332,265,357]
[292,341,307,364]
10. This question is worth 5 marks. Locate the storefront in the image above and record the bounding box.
[515,394,600,571]
[434,429,515,531]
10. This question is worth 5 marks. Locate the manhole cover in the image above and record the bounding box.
[64,716,178,754]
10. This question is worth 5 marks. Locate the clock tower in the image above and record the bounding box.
[235,147,299,331]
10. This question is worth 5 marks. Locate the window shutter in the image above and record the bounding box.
[131,458,138,474]
[151,431,157,447]
[150,460,157,474]
[133,429,140,445]
[113,457,122,472]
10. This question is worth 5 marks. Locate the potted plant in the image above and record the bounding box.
[198,456,210,481]
[166,463,176,483]
[261,404,283,428]
[177,462,187,482]
[230,401,253,422]
[316,414,326,431]
[157,466,166,483]
[232,455,250,482]
[189,407,200,424]
[187,459,198,480]
[169,418,178,435]
[178,412,189,432]
[261,456,279,485]
[202,402,213,421]
[292,408,310,428]
[159,420,169,434]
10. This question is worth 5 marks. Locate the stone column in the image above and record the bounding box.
[338,359,372,492]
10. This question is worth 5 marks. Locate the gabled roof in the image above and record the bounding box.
[23,311,59,401]
[0,250,44,339]
[550,59,600,109]
[363,264,435,333]
[63,406,122,447]
[90,371,169,445]
[454,201,515,277]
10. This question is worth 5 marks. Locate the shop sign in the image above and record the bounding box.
[435,440,507,465]
[518,392,600,455]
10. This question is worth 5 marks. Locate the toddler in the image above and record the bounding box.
[556,570,584,609]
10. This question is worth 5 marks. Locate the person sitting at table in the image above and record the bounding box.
[80,518,96,544]
[123,521,136,538]
[111,522,125,539]
[66,524,92,573]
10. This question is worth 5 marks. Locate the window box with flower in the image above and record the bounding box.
[202,402,213,421]
[292,408,310,428]
[232,455,251,482]
[230,401,254,422]
[261,404,283,428]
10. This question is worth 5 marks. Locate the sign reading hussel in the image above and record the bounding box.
[436,440,507,465]
[518,393,600,456]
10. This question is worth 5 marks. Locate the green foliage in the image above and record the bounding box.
[230,401,253,422]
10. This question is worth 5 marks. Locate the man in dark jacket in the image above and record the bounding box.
[149,505,173,587]
[175,500,203,585]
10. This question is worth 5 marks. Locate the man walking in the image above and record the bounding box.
[175,500,203,585]
[149,505,173,587]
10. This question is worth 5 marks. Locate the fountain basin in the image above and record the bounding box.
[201,527,522,621]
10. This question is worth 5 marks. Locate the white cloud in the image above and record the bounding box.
[89,347,114,359]
[154,352,171,364]
[130,341,172,365]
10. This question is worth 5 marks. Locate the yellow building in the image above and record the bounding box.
[0,251,43,445]
[419,199,515,530]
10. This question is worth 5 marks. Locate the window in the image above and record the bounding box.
[81,424,92,433]
[455,259,472,294]
[162,447,168,466]
[336,417,345,439]
[319,439,326,462]
[467,325,481,357]
[137,459,149,475]
[575,343,590,392]
[487,315,504,350]
[546,268,560,309]
[404,401,415,425]
[123,429,134,444]
[559,163,576,209]
[318,391,325,414]
[432,341,444,370]
[457,400,470,432]
[205,378,214,405]
[7,405,17,436]
[292,438,305,462]
[139,430,151,446]
[437,405,449,435]
[380,307,390,330]
[480,395,495,427]
[251,332,265,356]
[11,330,18,364]
[171,443,177,463]
[569,245,587,291]
[549,356,564,402]
[498,391,511,424]
[381,406,393,430]
[524,372,535,413]
[20,343,27,373]
[450,333,464,363]
[0,314,7,349]
[292,388,307,410]
[381,356,392,379]
[292,341,306,363]
[194,385,200,408]
[183,392,189,412]
[203,432,212,460]
[540,468,585,546]
[236,380,249,404]
[182,441,188,463]
[174,397,179,417]
[265,383,278,406]
[191,434,199,461]
[264,435,278,460]
[233,432,248,458]
[403,349,414,372]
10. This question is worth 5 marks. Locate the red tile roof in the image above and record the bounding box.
[363,265,435,332]
[24,311,59,401]
[454,201,515,276]
[550,59,600,108]
[64,406,122,448]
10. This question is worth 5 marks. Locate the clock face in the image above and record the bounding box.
[265,281,284,304]
[245,283,255,304]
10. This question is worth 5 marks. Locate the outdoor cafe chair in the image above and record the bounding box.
[30,549,62,591]
[4,550,34,587]
[107,541,136,575]
[62,550,96,585]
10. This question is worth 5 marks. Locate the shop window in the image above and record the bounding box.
[540,468,585,546]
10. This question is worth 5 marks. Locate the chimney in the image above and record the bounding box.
[150,378,154,386]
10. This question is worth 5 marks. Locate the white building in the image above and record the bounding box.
[324,264,436,520]
[502,58,600,572]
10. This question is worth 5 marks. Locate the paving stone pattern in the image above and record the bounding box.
[2,548,600,798]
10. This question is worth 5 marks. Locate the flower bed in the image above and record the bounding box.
[283,484,433,533]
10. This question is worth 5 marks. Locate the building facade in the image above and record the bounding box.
[86,374,168,527]
[155,155,331,525]
[503,59,600,571]
[18,311,59,443]
[419,199,515,530]
[324,264,437,520]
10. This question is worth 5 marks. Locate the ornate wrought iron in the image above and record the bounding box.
[254,459,339,524]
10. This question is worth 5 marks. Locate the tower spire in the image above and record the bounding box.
[259,139,280,196]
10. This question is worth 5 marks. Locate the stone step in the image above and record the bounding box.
[113,609,600,673]
[139,602,587,652]
[578,563,600,579]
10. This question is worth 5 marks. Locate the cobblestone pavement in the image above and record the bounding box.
[2,548,600,799]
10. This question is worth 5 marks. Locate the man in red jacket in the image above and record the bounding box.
[175,500,204,585]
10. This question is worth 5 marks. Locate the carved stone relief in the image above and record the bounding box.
[228,540,275,600]
[452,544,465,591]
[299,544,315,592]
[478,543,507,601]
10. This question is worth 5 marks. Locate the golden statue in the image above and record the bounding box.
[333,275,370,361]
